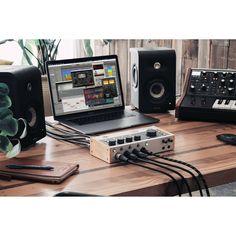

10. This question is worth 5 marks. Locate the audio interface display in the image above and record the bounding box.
[176,68,236,122]
[90,126,174,163]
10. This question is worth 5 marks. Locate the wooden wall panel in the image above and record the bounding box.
[181,40,199,90]
[76,39,236,103]
[210,40,230,68]
[198,40,210,68]
[228,40,236,69]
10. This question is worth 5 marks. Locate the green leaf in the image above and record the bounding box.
[0,95,11,108]
[0,135,13,153]
[0,83,9,96]
[0,108,13,120]
[17,39,33,66]
[0,117,18,136]
[83,40,93,57]
[6,139,21,158]
[0,39,14,45]
[21,39,35,66]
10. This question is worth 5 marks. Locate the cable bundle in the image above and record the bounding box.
[115,147,210,197]
[46,121,90,147]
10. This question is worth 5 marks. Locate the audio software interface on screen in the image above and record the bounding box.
[47,58,123,116]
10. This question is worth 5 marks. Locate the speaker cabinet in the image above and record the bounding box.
[130,48,176,113]
[0,65,46,148]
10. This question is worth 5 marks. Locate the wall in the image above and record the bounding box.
[78,39,236,104]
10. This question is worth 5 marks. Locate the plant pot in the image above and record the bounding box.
[41,74,52,116]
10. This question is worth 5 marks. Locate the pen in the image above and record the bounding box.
[0,173,11,181]
[6,164,54,171]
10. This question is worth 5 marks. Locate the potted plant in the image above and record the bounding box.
[0,39,61,116]
[0,83,27,158]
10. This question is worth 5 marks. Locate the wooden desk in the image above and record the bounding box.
[1,113,236,196]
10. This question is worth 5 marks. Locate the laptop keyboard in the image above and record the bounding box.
[69,111,134,125]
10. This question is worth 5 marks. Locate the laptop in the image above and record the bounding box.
[46,55,159,135]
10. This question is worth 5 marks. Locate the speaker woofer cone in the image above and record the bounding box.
[149,82,165,99]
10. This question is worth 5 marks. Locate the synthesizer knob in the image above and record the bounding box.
[229,79,234,85]
[228,87,234,94]
[201,84,207,91]
[117,138,125,144]
[146,128,157,138]
[125,136,133,143]
[134,135,141,141]
[190,84,195,91]
[223,72,227,77]
[108,139,116,146]
[214,72,218,78]
[202,71,207,76]
[221,79,226,85]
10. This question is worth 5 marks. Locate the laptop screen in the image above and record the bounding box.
[46,56,124,117]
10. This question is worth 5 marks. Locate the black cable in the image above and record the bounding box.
[115,153,182,197]
[141,147,210,197]
[135,149,204,196]
[45,120,90,147]
[127,150,192,197]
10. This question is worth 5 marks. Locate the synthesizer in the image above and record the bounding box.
[176,68,236,122]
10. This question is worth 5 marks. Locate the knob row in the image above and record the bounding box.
[108,135,141,146]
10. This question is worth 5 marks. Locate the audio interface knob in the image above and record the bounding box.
[134,135,141,141]
[126,136,133,143]
[117,138,125,144]
[146,128,157,137]
[108,139,116,146]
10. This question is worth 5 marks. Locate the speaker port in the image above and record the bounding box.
[25,107,37,128]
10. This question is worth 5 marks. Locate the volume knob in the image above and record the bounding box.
[146,129,157,137]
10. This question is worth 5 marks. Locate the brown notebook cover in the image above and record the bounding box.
[0,158,79,184]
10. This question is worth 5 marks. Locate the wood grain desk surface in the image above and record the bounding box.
[1,113,236,196]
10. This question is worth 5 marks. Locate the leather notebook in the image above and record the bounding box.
[0,158,79,184]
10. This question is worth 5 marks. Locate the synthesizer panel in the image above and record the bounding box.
[176,68,236,122]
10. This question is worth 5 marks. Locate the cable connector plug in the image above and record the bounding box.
[123,151,138,161]
[115,153,129,162]
[132,148,148,158]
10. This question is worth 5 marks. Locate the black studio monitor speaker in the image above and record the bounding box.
[130,48,176,113]
[0,65,46,148]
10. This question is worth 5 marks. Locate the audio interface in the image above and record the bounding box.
[90,126,175,163]
[176,68,236,122]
